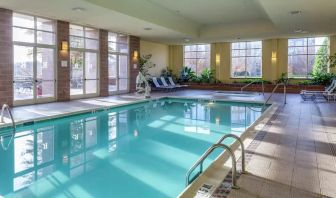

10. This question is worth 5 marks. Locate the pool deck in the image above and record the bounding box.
[0,90,265,126]
[225,92,336,198]
[1,90,336,198]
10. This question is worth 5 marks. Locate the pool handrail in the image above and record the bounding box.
[240,80,264,95]
[216,134,247,174]
[185,143,239,189]
[1,104,16,130]
[262,82,287,109]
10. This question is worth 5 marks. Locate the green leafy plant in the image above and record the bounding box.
[199,68,215,83]
[277,72,289,85]
[313,39,329,74]
[179,66,196,82]
[311,72,336,85]
[297,80,313,86]
[329,53,336,69]
[191,76,202,83]
[139,54,155,78]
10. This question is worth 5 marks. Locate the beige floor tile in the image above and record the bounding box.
[320,188,336,198]
[267,169,292,186]
[227,189,259,198]
[290,188,322,198]
[291,178,321,195]
[231,174,264,197]
[259,181,291,198]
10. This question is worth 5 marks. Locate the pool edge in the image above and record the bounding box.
[178,101,279,198]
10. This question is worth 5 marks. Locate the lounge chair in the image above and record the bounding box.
[323,91,336,101]
[152,77,174,91]
[167,77,188,88]
[160,77,175,88]
[300,79,336,101]
[160,77,182,90]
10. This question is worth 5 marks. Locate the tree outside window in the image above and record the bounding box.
[288,37,329,78]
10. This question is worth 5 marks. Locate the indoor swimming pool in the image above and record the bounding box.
[0,98,267,198]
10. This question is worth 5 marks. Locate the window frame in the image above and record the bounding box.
[12,12,57,106]
[107,32,129,94]
[69,24,100,98]
[183,44,211,75]
[287,37,329,79]
[230,41,262,79]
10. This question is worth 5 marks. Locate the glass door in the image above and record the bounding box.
[70,25,99,99]
[118,55,129,92]
[85,52,98,95]
[12,13,56,106]
[13,45,35,103]
[108,32,129,94]
[36,48,55,102]
[108,54,117,92]
[70,51,84,96]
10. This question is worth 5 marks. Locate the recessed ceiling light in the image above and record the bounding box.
[72,7,86,12]
[289,10,302,15]
[144,27,152,31]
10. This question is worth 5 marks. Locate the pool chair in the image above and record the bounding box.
[167,77,188,88]
[324,91,336,101]
[300,79,336,101]
[160,77,181,90]
[152,77,175,91]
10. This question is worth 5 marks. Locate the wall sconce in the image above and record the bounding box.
[60,41,68,53]
[271,51,277,60]
[133,50,139,62]
[215,53,220,66]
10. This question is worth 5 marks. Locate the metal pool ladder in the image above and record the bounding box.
[216,134,247,174]
[1,104,16,130]
[240,80,264,95]
[185,134,246,189]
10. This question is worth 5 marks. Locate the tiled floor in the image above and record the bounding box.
[1,90,335,197]
[225,93,336,198]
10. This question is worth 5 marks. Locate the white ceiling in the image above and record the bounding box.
[148,0,269,26]
[1,0,336,44]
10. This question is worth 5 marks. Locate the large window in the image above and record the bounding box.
[231,41,262,78]
[108,32,129,93]
[184,44,210,75]
[12,13,56,105]
[288,37,329,78]
[70,24,99,97]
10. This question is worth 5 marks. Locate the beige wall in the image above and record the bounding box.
[168,45,184,75]
[330,35,336,73]
[169,35,336,83]
[140,40,169,76]
[210,42,230,82]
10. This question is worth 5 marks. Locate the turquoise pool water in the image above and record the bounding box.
[0,98,265,198]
